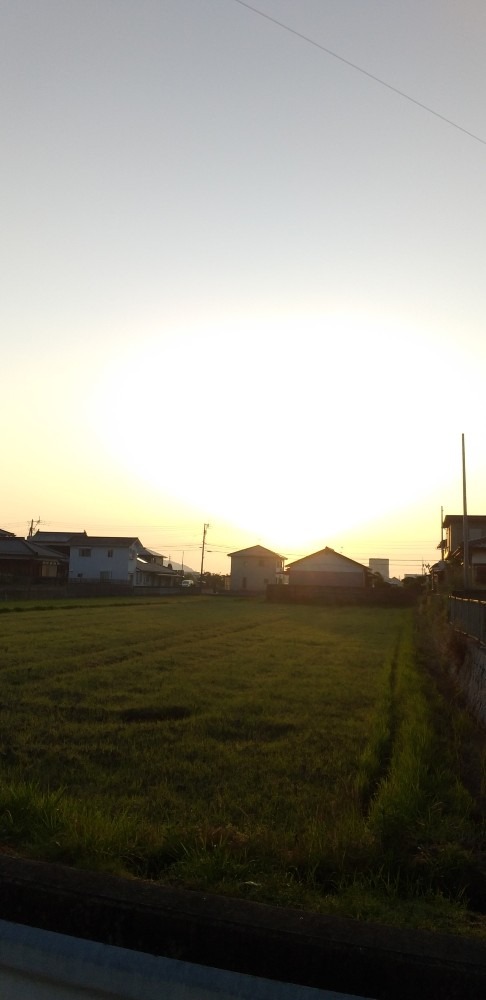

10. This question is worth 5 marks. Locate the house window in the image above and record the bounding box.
[100,571,112,581]
[107,549,113,558]
[79,548,91,557]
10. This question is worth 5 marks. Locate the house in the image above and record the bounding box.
[228,545,285,593]
[0,534,67,584]
[34,531,180,589]
[439,514,486,561]
[443,535,486,589]
[135,547,182,589]
[437,514,486,589]
[286,547,370,588]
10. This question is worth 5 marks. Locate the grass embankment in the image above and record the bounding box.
[0,596,484,937]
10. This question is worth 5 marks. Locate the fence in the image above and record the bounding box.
[449,594,486,645]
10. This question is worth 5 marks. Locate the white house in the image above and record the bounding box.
[69,536,143,584]
[286,547,370,588]
[228,545,285,593]
[34,532,180,588]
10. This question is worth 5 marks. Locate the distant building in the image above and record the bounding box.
[286,547,370,588]
[228,545,285,593]
[369,558,389,580]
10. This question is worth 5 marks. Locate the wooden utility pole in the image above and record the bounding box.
[462,434,469,590]
[200,523,209,583]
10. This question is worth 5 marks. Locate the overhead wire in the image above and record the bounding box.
[232,0,486,147]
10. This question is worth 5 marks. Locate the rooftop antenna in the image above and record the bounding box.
[27,516,41,539]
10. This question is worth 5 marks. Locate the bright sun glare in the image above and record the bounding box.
[86,313,441,550]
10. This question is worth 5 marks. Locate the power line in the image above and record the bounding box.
[232,0,486,147]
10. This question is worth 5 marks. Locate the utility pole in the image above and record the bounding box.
[200,523,209,584]
[462,433,469,590]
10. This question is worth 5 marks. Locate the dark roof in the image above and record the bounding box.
[34,532,142,549]
[227,544,284,559]
[138,546,167,561]
[0,538,66,561]
[33,531,88,544]
[136,558,178,576]
[82,537,142,548]
[442,514,486,527]
[0,528,16,538]
[286,546,369,572]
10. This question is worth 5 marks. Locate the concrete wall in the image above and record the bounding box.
[452,641,486,728]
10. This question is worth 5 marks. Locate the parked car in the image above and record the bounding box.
[181,579,195,588]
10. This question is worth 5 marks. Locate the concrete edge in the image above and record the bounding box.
[0,855,485,999]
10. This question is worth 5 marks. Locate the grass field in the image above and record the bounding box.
[0,595,484,937]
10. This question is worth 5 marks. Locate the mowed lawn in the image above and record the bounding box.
[0,596,484,936]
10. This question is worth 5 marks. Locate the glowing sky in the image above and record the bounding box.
[2,1,486,577]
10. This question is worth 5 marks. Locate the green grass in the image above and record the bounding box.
[0,595,484,937]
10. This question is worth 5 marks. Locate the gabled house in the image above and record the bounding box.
[286,547,370,588]
[228,545,285,593]
[0,535,67,584]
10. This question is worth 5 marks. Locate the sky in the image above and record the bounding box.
[2,0,486,578]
